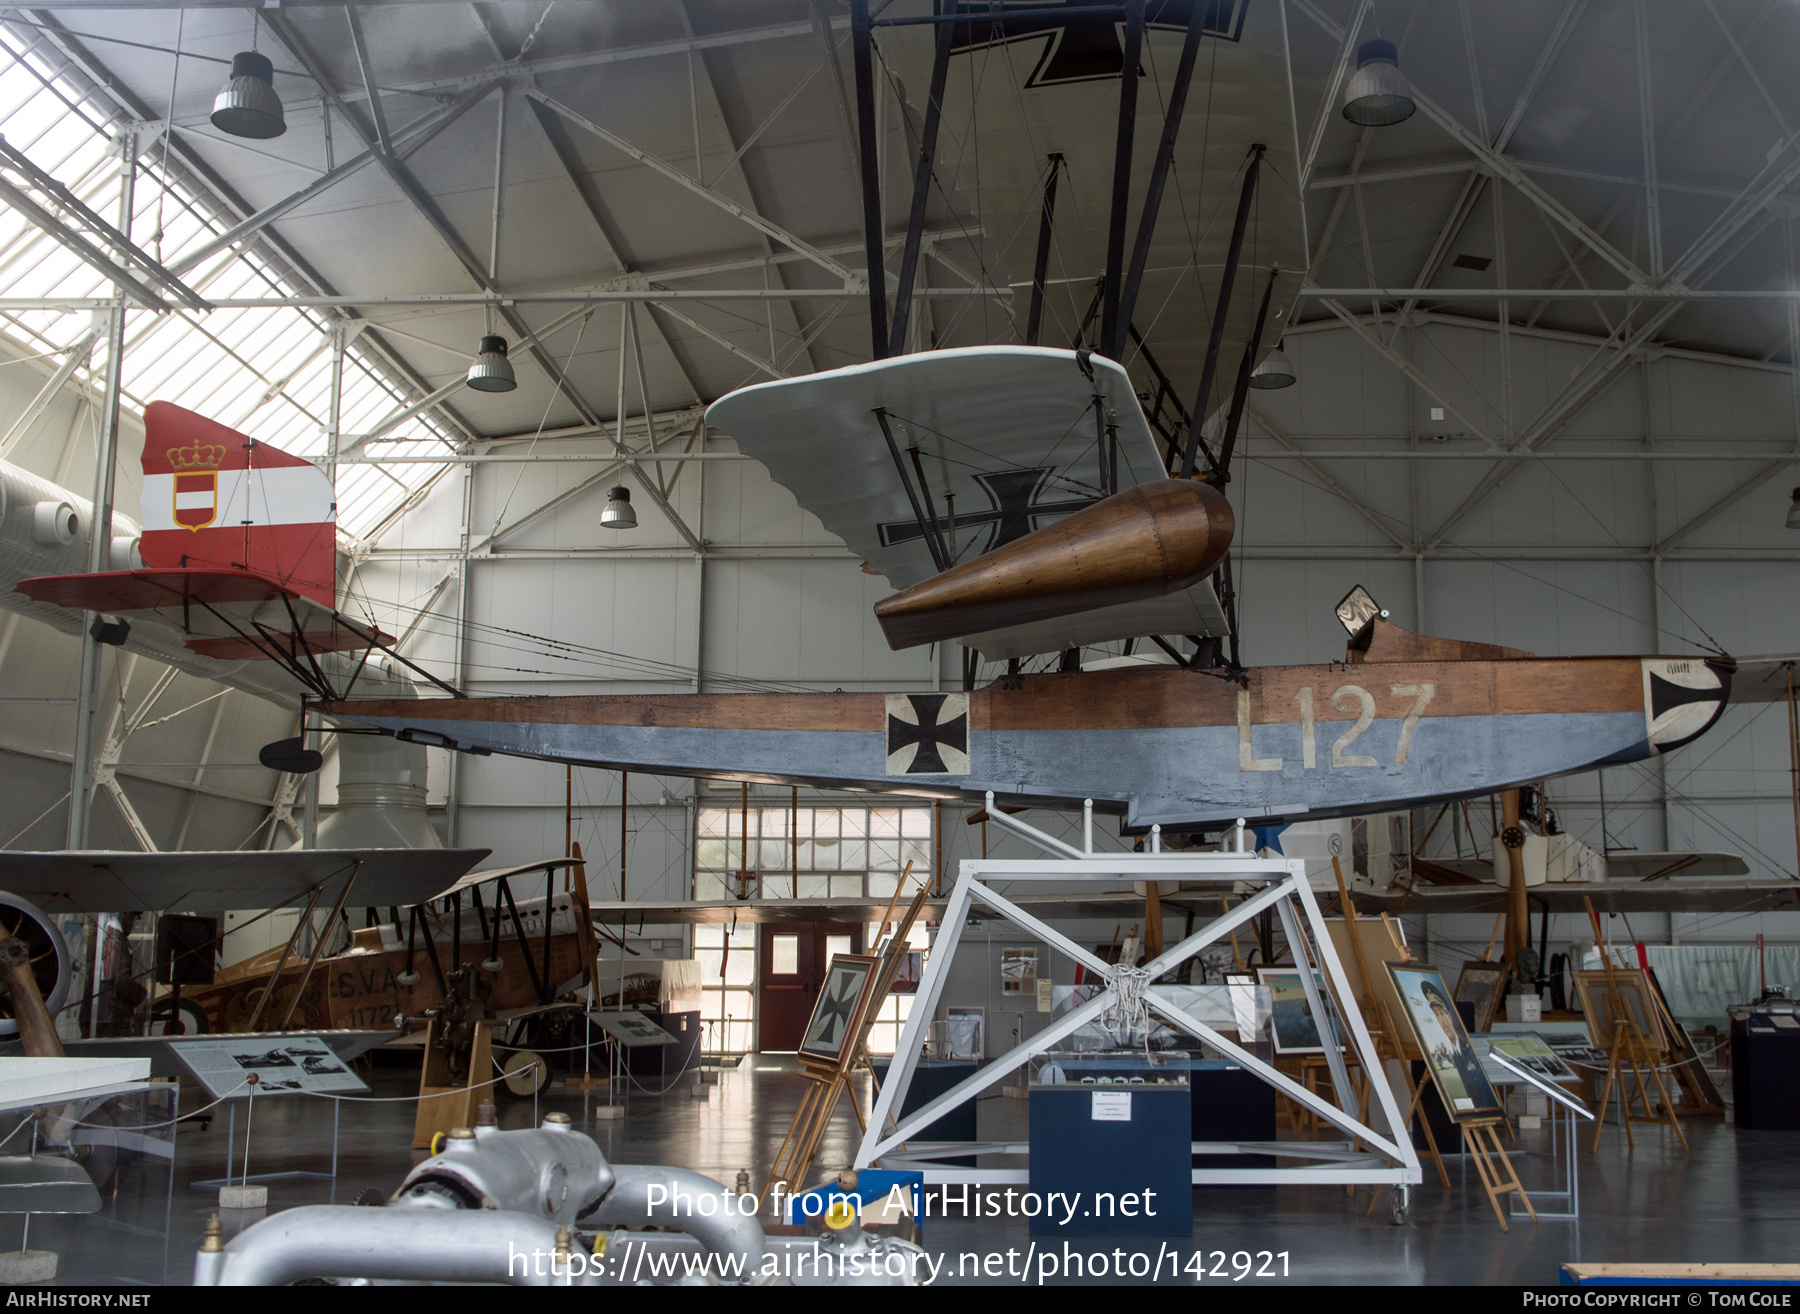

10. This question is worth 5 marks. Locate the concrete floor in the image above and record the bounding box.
[14,1056,1798,1286]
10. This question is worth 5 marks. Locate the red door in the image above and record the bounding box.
[758,922,864,1051]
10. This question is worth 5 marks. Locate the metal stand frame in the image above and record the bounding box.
[192,1095,340,1190]
[855,797,1422,1188]
[1513,1100,1581,1221]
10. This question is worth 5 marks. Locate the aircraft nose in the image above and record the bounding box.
[1643,656,1732,752]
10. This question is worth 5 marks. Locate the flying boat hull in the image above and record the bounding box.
[326,651,1729,830]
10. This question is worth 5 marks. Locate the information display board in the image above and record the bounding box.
[592,1009,677,1048]
[169,1035,370,1100]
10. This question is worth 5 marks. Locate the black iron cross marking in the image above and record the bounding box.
[887,694,970,776]
[806,969,863,1053]
[946,0,1245,89]
[878,467,1095,557]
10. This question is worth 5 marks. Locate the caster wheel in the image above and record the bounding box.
[1386,1186,1410,1226]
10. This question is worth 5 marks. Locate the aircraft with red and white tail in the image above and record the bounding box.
[12,402,440,703]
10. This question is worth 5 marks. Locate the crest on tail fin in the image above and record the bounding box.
[138,402,337,609]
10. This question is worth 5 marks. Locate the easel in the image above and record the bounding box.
[762,866,929,1197]
[1463,1117,1535,1232]
[1584,900,1687,1154]
[1330,859,1452,1198]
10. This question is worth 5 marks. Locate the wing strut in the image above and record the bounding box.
[875,407,952,572]
[850,0,888,360]
[1025,154,1064,346]
[1098,0,1147,358]
[1110,0,1214,358]
[1180,143,1266,481]
[888,13,954,357]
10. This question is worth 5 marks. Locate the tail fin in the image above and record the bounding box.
[137,401,338,609]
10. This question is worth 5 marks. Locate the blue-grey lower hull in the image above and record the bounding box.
[349,709,1654,829]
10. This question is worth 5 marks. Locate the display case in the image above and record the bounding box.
[1029,1049,1190,1087]
[1028,1050,1193,1237]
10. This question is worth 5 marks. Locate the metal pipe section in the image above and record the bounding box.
[195,1208,573,1286]
[584,1165,765,1274]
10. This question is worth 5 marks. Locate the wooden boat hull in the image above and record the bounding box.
[325,650,1728,829]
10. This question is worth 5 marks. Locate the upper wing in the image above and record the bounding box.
[1,848,490,913]
[705,346,1225,656]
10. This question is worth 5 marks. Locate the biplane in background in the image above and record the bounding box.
[13,401,444,706]
[0,850,619,1041]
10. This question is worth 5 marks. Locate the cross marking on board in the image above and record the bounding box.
[806,970,862,1052]
[886,694,970,776]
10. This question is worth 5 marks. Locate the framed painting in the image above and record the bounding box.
[796,953,879,1069]
[1571,969,1668,1054]
[1384,962,1505,1122]
[1256,967,1345,1055]
[1453,960,1509,1035]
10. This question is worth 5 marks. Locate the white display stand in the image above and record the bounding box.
[855,797,1422,1189]
[168,1035,367,1190]
[1488,1047,1594,1221]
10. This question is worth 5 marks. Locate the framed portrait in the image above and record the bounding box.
[797,953,879,1069]
[1384,962,1504,1122]
[1256,967,1344,1055]
[1000,947,1038,996]
[1453,961,1509,1035]
[946,1006,985,1060]
[1571,969,1667,1054]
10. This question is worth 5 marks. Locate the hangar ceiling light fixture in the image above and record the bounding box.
[1341,39,1415,128]
[465,335,517,392]
[211,51,287,140]
[601,487,637,530]
[1249,342,1297,389]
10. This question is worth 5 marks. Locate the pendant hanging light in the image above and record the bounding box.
[465,334,517,392]
[601,486,637,530]
[1342,38,1416,127]
[211,51,286,140]
[1249,342,1297,389]
[1786,487,1800,529]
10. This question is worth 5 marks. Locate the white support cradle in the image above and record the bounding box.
[853,796,1423,1188]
